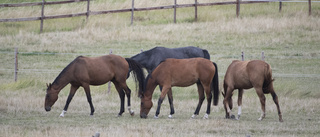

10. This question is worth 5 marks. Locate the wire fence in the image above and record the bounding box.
[1,50,319,79]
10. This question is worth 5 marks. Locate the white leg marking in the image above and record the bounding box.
[191,114,197,119]
[258,112,265,121]
[59,110,67,117]
[128,106,134,115]
[203,113,209,119]
[168,114,173,119]
[237,106,242,120]
[154,115,159,119]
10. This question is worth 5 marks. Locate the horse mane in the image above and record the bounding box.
[141,73,152,96]
[52,56,83,85]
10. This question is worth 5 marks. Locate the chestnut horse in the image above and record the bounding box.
[45,54,145,117]
[140,58,219,119]
[222,60,283,122]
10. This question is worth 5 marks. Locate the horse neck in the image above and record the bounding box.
[51,73,71,92]
[144,77,157,99]
[131,54,148,67]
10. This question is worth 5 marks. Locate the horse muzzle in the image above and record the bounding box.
[45,106,51,112]
[140,113,148,119]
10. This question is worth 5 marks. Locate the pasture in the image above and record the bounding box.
[1,0,320,136]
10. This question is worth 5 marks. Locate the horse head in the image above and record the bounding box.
[140,95,153,118]
[44,83,59,112]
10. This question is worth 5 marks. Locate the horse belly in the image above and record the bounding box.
[171,77,197,87]
[234,81,252,89]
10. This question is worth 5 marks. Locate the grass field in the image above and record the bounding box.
[1,0,320,136]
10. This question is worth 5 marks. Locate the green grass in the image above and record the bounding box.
[0,1,320,136]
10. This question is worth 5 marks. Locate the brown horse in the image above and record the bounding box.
[45,54,145,117]
[140,58,219,119]
[222,60,283,122]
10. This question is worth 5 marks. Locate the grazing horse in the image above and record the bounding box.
[44,54,145,117]
[140,58,219,119]
[222,60,283,122]
[130,46,210,74]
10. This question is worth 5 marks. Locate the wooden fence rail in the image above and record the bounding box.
[0,0,315,33]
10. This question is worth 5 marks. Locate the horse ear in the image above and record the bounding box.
[46,83,52,88]
[46,83,49,87]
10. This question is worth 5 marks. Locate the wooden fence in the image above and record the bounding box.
[0,0,315,33]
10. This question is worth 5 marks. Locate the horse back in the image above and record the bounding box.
[72,55,128,85]
[224,60,253,89]
[153,58,214,87]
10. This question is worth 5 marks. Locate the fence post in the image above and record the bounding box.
[107,49,113,93]
[262,51,265,61]
[309,0,311,16]
[195,0,198,22]
[14,47,18,82]
[236,0,240,18]
[279,0,282,12]
[131,0,134,25]
[86,0,90,21]
[241,51,244,61]
[174,0,177,23]
[40,0,45,33]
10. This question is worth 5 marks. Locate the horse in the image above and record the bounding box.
[222,60,283,122]
[140,58,219,119]
[131,46,210,109]
[44,54,145,117]
[130,46,210,74]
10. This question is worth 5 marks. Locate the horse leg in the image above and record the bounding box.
[223,87,234,119]
[255,87,266,121]
[82,84,95,116]
[113,82,126,116]
[155,86,170,119]
[270,90,283,122]
[192,83,205,119]
[60,85,79,117]
[204,84,212,119]
[236,89,244,120]
[167,88,175,119]
[123,86,134,116]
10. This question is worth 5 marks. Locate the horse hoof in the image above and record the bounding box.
[154,115,159,119]
[168,115,173,119]
[130,111,135,116]
[203,114,209,119]
[230,115,235,119]
[191,114,197,119]
[236,115,240,120]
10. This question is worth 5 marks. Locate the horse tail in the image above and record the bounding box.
[203,49,210,60]
[211,62,219,106]
[262,63,274,94]
[125,58,146,95]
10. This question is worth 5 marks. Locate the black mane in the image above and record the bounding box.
[52,56,83,85]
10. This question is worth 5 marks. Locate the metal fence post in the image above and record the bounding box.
[241,51,244,61]
[107,49,112,93]
[14,47,18,82]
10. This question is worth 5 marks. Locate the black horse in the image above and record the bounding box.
[130,46,210,74]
